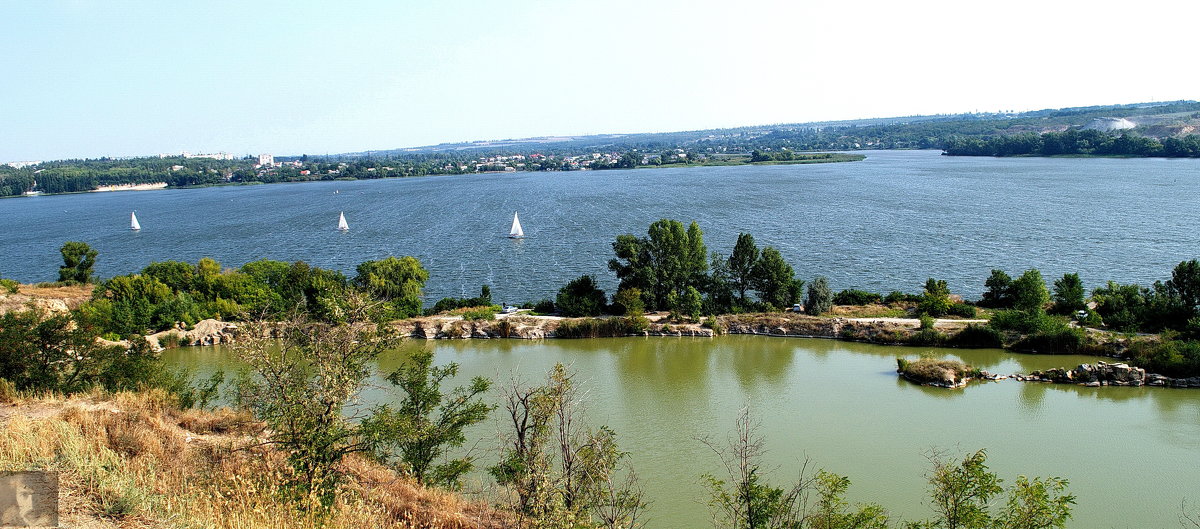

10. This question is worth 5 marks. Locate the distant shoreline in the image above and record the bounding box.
[5,153,866,199]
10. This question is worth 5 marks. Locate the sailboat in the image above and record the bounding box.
[130,212,141,231]
[508,211,525,239]
[337,211,349,232]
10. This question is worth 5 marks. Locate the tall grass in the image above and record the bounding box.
[0,390,507,529]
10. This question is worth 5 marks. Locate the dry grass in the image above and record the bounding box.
[0,390,509,529]
[12,283,94,306]
[896,357,977,386]
[829,304,909,318]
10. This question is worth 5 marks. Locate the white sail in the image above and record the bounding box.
[130,212,141,231]
[508,211,524,238]
[337,211,349,231]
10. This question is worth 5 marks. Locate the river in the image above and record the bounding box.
[2,151,1199,302]
[163,337,1200,529]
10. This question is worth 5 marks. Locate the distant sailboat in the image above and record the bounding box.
[337,211,349,232]
[508,211,525,239]
[130,212,141,231]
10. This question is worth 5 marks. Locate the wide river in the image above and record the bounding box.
[4,151,1200,526]
[2,150,1198,301]
[164,338,1200,529]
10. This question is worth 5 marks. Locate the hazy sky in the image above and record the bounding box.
[3,0,1197,161]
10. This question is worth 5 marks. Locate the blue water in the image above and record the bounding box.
[2,150,1198,303]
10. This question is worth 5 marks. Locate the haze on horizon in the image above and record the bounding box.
[2,0,1197,162]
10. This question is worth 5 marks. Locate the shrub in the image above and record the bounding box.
[806,276,833,315]
[988,309,1066,334]
[461,307,498,321]
[919,314,936,329]
[701,316,725,335]
[533,299,556,315]
[556,275,607,317]
[1126,339,1200,378]
[909,328,947,346]
[833,289,882,305]
[918,278,953,317]
[0,278,18,293]
[554,318,640,338]
[1013,327,1085,354]
[158,331,181,347]
[949,324,1005,348]
[946,303,977,318]
[884,291,922,304]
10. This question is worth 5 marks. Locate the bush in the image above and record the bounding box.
[1013,327,1085,354]
[554,318,641,338]
[909,328,947,346]
[884,291,922,304]
[988,309,1066,334]
[949,324,1005,348]
[0,278,18,293]
[833,289,882,305]
[461,307,498,321]
[533,299,556,315]
[919,314,936,330]
[1126,339,1200,378]
[946,303,977,318]
[701,316,725,335]
[556,275,607,317]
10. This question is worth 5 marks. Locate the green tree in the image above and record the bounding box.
[608,219,707,311]
[811,471,890,529]
[353,256,429,319]
[58,241,97,284]
[924,449,1003,529]
[751,247,801,309]
[0,308,157,393]
[728,233,760,303]
[679,286,704,321]
[919,278,953,317]
[1050,273,1085,315]
[491,364,645,527]
[999,476,1075,529]
[233,306,398,508]
[1167,259,1200,318]
[914,449,1074,529]
[1011,269,1049,313]
[980,270,1013,309]
[613,287,645,317]
[556,275,608,317]
[806,276,833,315]
[363,349,493,489]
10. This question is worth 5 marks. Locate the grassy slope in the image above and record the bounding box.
[0,390,507,529]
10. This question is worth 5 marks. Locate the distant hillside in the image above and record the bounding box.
[332,100,1200,158]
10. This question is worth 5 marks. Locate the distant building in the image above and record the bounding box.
[5,161,41,169]
[257,153,274,167]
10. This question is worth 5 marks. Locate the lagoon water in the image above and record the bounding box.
[2,150,1199,302]
[165,337,1200,529]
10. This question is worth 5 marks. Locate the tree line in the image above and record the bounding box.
[942,129,1200,158]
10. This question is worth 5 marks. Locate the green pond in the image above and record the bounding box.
[164,336,1200,529]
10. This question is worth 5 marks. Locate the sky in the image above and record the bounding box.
[2,0,1198,161]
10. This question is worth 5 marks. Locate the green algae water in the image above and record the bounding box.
[163,336,1200,529]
